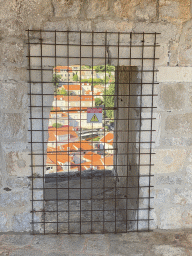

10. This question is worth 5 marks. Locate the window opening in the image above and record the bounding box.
[27,30,159,234]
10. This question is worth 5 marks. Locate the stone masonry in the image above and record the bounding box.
[0,0,192,234]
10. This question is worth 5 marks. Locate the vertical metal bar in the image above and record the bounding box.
[80,30,82,234]
[54,30,59,234]
[40,30,46,235]
[126,32,132,232]
[137,32,144,231]
[28,29,34,235]
[67,30,70,234]
[115,32,120,233]
[91,30,94,233]
[149,32,156,231]
[103,31,107,233]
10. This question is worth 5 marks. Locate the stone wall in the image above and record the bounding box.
[0,0,192,232]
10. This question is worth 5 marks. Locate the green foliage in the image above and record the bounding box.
[103,83,115,119]
[73,74,79,81]
[91,137,100,141]
[52,123,62,128]
[94,65,115,72]
[95,98,103,106]
[105,126,109,131]
[81,78,104,85]
[58,88,68,95]
[52,74,62,87]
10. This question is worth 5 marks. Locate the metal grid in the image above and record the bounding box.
[27,30,159,234]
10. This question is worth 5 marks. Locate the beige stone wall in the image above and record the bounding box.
[0,0,192,231]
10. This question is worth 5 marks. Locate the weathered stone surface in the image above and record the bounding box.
[178,20,192,66]
[161,136,192,147]
[159,206,183,229]
[3,151,30,176]
[0,212,8,232]
[186,165,192,183]
[0,189,30,208]
[155,188,171,204]
[152,244,186,256]
[11,212,31,232]
[52,0,81,18]
[0,0,53,38]
[152,149,187,174]
[159,0,191,24]
[159,83,186,110]
[158,67,192,82]
[156,175,183,185]
[173,188,192,205]
[0,83,28,110]
[114,0,156,21]
[165,113,192,135]
[0,113,27,141]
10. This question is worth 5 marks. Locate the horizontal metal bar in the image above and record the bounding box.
[28,174,154,178]
[28,93,158,97]
[28,141,155,144]
[29,105,157,109]
[28,129,156,132]
[27,56,159,60]
[31,207,154,213]
[30,219,153,225]
[32,186,154,190]
[26,42,160,47]
[28,81,159,84]
[31,197,154,201]
[29,152,155,155]
[26,29,161,34]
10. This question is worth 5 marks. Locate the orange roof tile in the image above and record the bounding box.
[54,66,72,73]
[83,152,101,162]
[100,132,114,146]
[54,95,95,102]
[62,84,82,91]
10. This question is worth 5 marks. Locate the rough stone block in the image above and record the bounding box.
[159,83,186,110]
[165,113,192,135]
[1,39,26,67]
[11,212,31,232]
[159,206,182,229]
[159,0,191,23]
[179,20,192,66]
[152,149,187,174]
[114,0,156,21]
[0,82,28,110]
[0,113,27,141]
[186,165,192,184]
[158,67,192,82]
[52,0,80,18]
[156,175,183,185]
[0,189,30,208]
[182,209,192,228]
[152,245,186,256]
[173,188,192,205]
[155,188,171,204]
[0,212,8,232]
[3,151,30,176]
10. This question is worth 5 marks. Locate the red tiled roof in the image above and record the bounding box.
[100,132,114,146]
[54,66,72,73]
[54,95,95,102]
[62,84,82,91]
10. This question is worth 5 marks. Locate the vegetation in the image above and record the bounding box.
[91,137,100,141]
[103,83,115,119]
[73,74,78,81]
[95,98,103,106]
[57,88,67,95]
[52,123,62,128]
[52,74,62,88]
[93,65,115,73]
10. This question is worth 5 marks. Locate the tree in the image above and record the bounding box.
[103,83,115,119]
[73,74,79,81]
[52,123,62,128]
[52,74,62,88]
[95,98,103,106]
[58,88,68,95]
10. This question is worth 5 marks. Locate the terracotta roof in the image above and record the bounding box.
[54,95,95,102]
[54,66,72,73]
[83,152,101,162]
[48,127,78,142]
[100,132,114,146]
[46,153,73,165]
[62,84,82,91]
